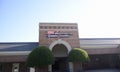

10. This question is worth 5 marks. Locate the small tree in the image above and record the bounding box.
[26,46,54,72]
[68,48,90,72]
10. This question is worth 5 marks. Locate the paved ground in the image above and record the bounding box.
[85,69,120,72]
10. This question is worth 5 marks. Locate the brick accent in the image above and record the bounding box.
[39,23,80,48]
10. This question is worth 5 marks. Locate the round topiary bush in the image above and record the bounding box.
[68,48,90,72]
[68,48,90,62]
[26,46,54,67]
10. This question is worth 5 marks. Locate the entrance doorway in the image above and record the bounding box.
[52,44,69,72]
[52,57,69,72]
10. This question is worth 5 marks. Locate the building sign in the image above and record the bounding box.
[47,31,72,38]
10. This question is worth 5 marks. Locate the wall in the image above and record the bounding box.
[39,23,80,48]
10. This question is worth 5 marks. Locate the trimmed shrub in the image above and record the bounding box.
[68,48,90,62]
[26,46,54,67]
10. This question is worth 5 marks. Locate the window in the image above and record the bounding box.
[0,64,2,72]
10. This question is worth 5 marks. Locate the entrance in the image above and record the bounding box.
[52,57,69,72]
[52,44,69,72]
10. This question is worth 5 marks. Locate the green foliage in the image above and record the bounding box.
[68,48,90,62]
[26,46,54,67]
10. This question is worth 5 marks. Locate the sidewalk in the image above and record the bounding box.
[85,69,120,72]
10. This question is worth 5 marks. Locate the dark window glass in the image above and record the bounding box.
[0,64,2,72]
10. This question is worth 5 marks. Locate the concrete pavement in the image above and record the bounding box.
[85,69,120,72]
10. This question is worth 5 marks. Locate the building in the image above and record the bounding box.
[0,23,120,72]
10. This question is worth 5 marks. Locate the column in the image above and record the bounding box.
[118,54,120,68]
[30,67,35,72]
[69,62,73,72]
[12,63,19,72]
[48,65,52,72]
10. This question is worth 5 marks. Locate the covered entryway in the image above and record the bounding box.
[52,44,69,72]
[49,39,73,72]
[52,57,68,72]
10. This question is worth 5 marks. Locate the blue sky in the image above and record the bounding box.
[0,0,120,42]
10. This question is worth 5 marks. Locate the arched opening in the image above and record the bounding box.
[52,44,69,72]
[49,39,72,52]
[48,39,73,72]
[52,44,68,57]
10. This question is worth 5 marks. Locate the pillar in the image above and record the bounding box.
[30,67,35,72]
[48,65,52,72]
[69,62,73,72]
[12,63,19,72]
